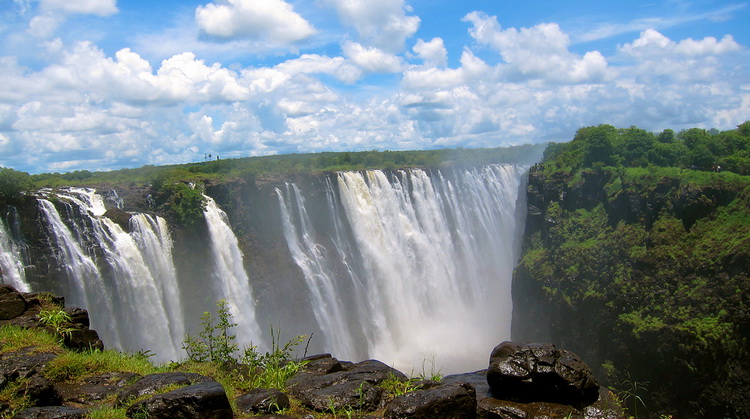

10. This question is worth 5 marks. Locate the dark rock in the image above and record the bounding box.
[287,358,404,413]
[443,370,492,401]
[63,308,90,328]
[236,388,290,413]
[63,328,103,351]
[22,292,65,310]
[103,207,132,230]
[0,348,58,381]
[302,379,383,412]
[346,359,407,383]
[116,371,213,405]
[384,382,477,419]
[12,406,87,419]
[0,285,27,320]
[477,398,586,418]
[487,342,599,409]
[288,359,406,398]
[55,372,139,407]
[18,375,61,407]
[126,381,232,419]
[409,379,443,391]
[477,398,528,419]
[298,353,344,374]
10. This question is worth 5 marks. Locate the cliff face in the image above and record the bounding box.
[512,164,750,417]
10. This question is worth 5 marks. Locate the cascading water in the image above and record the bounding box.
[0,208,30,292]
[3,165,526,373]
[38,189,184,361]
[202,195,264,349]
[277,165,527,373]
[130,213,185,352]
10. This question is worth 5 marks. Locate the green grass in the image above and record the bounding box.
[43,349,161,382]
[0,325,63,353]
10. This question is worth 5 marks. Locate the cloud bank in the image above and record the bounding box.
[0,1,747,173]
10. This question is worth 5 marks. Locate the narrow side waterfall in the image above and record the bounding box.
[38,189,184,361]
[277,165,527,373]
[0,208,30,292]
[130,213,185,352]
[203,195,264,349]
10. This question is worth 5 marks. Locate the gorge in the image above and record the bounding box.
[0,164,528,376]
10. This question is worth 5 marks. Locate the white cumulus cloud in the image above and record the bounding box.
[195,0,316,45]
[462,11,611,83]
[323,0,420,52]
[412,38,448,68]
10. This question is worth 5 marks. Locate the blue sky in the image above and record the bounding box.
[0,0,748,173]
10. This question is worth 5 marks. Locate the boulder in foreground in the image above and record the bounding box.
[487,341,600,409]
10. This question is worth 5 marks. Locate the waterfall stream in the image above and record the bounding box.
[1,165,526,373]
[0,208,30,292]
[203,195,264,349]
[277,165,527,373]
[37,189,183,361]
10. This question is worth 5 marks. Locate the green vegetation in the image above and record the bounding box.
[517,121,750,417]
[23,144,544,189]
[181,299,309,391]
[36,308,75,339]
[0,144,544,228]
[44,349,161,382]
[0,167,33,202]
[1,298,309,417]
[0,324,62,354]
[182,299,239,364]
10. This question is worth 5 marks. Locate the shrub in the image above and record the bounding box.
[0,167,33,202]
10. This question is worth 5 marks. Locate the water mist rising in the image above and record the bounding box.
[277,165,527,373]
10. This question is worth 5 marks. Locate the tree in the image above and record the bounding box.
[618,127,655,167]
[576,125,617,167]
[657,129,675,143]
[0,168,33,202]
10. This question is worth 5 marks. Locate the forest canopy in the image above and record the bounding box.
[544,121,750,174]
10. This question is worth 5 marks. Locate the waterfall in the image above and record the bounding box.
[277,165,527,373]
[0,208,30,292]
[130,213,185,353]
[202,195,264,348]
[276,183,359,357]
[38,189,184,361]
[3,165,526,372]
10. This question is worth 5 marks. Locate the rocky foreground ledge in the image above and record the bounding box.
[0,285,624,418]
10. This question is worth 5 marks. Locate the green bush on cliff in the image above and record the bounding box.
[0,167,33,202]
[157,182,207,228]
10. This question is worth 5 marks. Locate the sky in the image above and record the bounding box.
[0,0,748,174]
